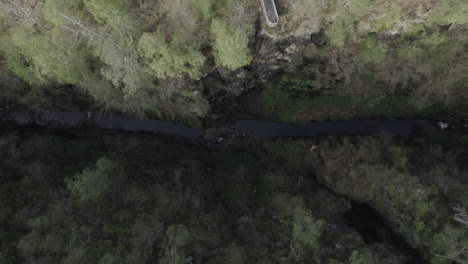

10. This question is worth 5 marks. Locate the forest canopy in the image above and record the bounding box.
[0,128,466,264]
[0,0,467,123]
[0,0,256,120]
[0,1,467,263]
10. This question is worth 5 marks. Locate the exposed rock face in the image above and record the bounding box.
[206,0,333,94]
[207,34,312,92]
[251,37,304,82]
[202,24,314,121]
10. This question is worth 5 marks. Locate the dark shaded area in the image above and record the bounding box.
[237,119,439,139]
[345,203,428,264]
[0,122,466,263]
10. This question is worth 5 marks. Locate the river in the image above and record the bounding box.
[1,108,465,142]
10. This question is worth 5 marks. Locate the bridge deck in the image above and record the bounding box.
[260,0,279,27]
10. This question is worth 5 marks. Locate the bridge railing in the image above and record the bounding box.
[260,0,279,27]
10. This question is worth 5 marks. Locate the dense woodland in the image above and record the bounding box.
[0,127,466,264]
[0,0,466,123]
[0,1,467,264]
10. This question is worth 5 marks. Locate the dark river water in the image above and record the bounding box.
[0,109,461,141]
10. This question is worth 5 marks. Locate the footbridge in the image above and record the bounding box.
[260,0,279,27]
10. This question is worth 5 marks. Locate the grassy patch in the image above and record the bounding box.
[261,88,355,123]
[358,96,445,117]
[259,84,447,123]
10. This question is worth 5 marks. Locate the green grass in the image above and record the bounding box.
[259,86,447,124]
[307,96,353,108]
[358,96,445,117]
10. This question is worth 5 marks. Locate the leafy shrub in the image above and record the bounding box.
[210,18,253,70]
[65,157,122,204]
[314,136,467,263]
[292,207,325,257]
[225,244,248,264]
[138,31,206,79]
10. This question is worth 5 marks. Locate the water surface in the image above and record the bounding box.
[1,109,452,141]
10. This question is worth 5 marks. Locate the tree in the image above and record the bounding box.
[83,0,134,26]
[89,31,152,95]
[138,31,206,79]
[431,225,468,264]
[81,0,153,96]
[63,248,87,264]
[210,18,252,70]
[160,0,215,38]
[98,253,124,264]
[42,0,98,41]
[41,0,150,98]
[349,249,373,264]
[0,0,47,29]
[160,224,191,264]
[271,193,304,219]
[192,0,216,20]
[65,157,122,204]
[17,199,74,263]
[1,25,93,86]
[292,207,325,258]
[452,205,468,229]
[0,33,44,86]
[357,36,388,64]
[225,244,247,264]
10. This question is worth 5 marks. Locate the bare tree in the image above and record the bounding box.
[0,0,49,29]
[228,1,254,28]
[174,0,198,26]
[452,204,468,229]
[57,13,97,40]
